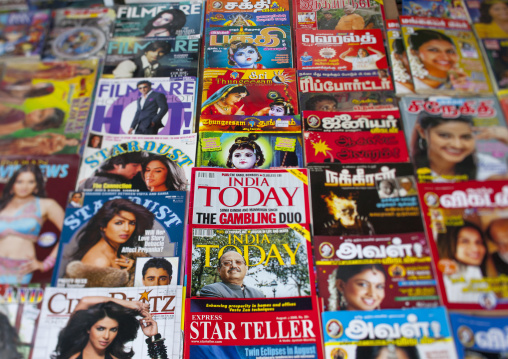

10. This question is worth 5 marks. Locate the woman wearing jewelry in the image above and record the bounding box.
[226,137,265,169]
[201,84,249,115]
[0,164,65,284]
[407,29,470,91]
[144,9,186,37]
[328,263,386,311]
[339,47,385,70]
[53,296,167,359]
[142,154,187,192]
[391,38,414,94]
[475,0,508,38]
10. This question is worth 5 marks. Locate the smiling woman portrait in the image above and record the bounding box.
[201,84,249,115]
[475,0,508,38]
[142,154,186,192]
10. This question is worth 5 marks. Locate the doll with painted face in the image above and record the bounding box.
[228,40,266,69]
[254,96,295,116]
[226,136,265,169]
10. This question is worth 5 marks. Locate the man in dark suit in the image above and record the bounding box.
[129,80,168,135]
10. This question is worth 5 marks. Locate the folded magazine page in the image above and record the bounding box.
[386,19,416,95]
[53,191,186,288]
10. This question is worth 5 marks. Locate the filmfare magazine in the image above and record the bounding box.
[90,77,197,136]
[0,59,99,154]
[189,168,310,226]
[0,285,45,358]
[77,133,196,191]
[205,11,291,27]
[303,109,410,164]
[400,17,493,95]
[399,96,508,183]
[188,225,314,298]
[206,0,290,13]
[295,29,389,73]
[297,70,398,112]
[103,36,200,78]
[113,2,203,38]
[197,132,304,169]
[308,163,425,236]
[199,115,302,132]
[386,19,417,96]
[482,39,508,94]
[204,26,292,69]
[184,296,323,358]
[449,312,508,359]
[401,0,468,19]
[0,10,49,58]
[52,191,186,288]
[314,232,440,311]
[0,155,79,284]
[322,307,458,359]
[32,286,179,359]
[202,68,298,117]
[419,181,508,310]
[42,7,115,60]
[293,0,384,31]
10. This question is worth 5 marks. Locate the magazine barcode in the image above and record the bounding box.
[197,172,215,178]
[193,229,214,237]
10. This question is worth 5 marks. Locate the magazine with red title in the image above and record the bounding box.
[199,115,301,132]
[295,29,388,72]
[303,109,409,164]
[386,19,416,95]
[205,10,290,27]
[314,232,440,311]
[202,69,298,117]
[419,180,508,310]
[206,0,291,13]
[189,168,310,227]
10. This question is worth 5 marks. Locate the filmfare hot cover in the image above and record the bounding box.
[77,133,196,192]
[400,16,492,95]
[52,191,186,288]
[205,26,292,69]
[32,286,179,359]
[0,155,79,285]
[295,29,389,72]
[303,109,410,164]
[189,168,310,227]
[201,69,298,117]
[206,0,290,13]
[308,163,425,236]
[419,181,508,310]
[399,96,508,183]
[314,232,440,311]
[322,307,458,359]
[114,2,203,38]
[199,115,302,132]
[90,77,197,136]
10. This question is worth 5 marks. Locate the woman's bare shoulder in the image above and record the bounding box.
[81,249,111,268]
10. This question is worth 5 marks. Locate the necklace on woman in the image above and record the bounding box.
[215,101,230,113]
[425,74,447,84]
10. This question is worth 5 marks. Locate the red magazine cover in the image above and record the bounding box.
[303,109,409,164]
[419,180,508,310]
[295,29,388,72]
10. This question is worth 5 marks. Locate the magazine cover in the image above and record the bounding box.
[197,132,304,169]
[42,7,115,60]
[314,232,440,311]
[0,10,49,58]
[103,36,200,79]
[77,133,196,192]
[189,225,314,298]
[293,0,384,31]
[0,155,79,285]
[202,69,298,117]
[386,19,416,95]
[206,0,290,13]
[308,163,425,236]
[322,307,458,359]
[52,191,186,288]
[419,181,508,310]
[189,168,310,226]
[185,296,323,358]
[399,96,508,183]
[199,115,302,132]
[114,2,203,38]
[297,70,397,112]
[0,285,45,358]
[90,77,197,136]
[400,16,493,95]
[295,29,389,72]
[303,109,410,164]
[206,11,290,26]
[32,286,178,359]
[449,312,508,359]
[464,0,508,38]
[0,59,99,154]
[0,0,28,12]
[205,26,292,69]
[482,38,508,94]
[402,0,468,19]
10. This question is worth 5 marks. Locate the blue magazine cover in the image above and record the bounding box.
[0,10,49,58]
[52,191,187,288]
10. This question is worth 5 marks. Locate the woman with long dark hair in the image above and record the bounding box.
[142,154,187,192]
[476,0,508,38]
[144,9,186,37]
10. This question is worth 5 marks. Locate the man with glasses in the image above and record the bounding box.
[129,80,168,135]
[200,250,265,298]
